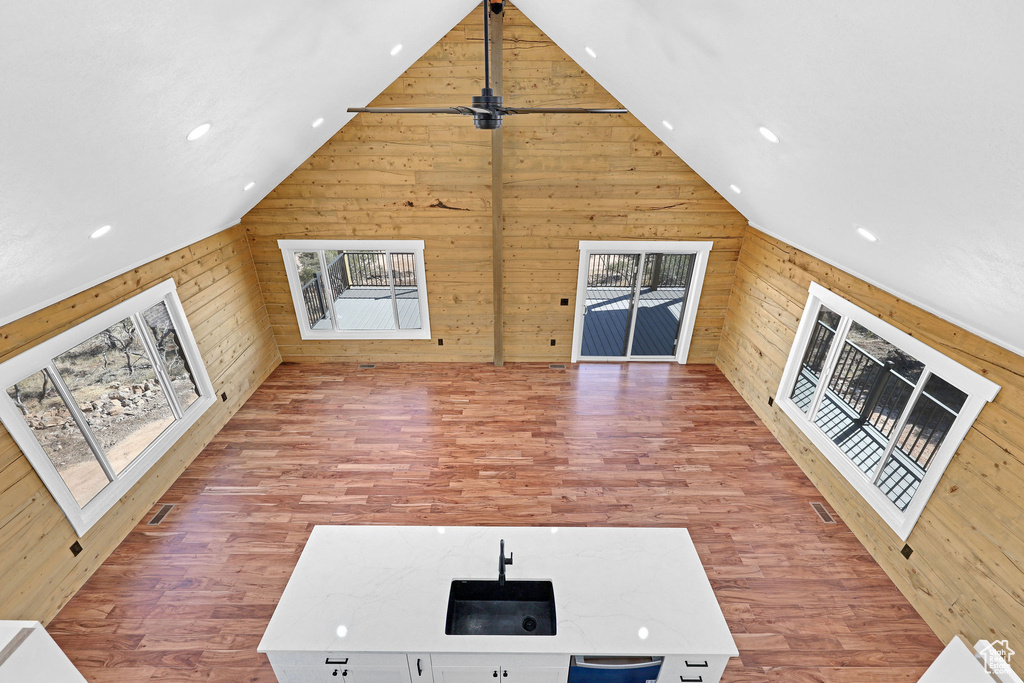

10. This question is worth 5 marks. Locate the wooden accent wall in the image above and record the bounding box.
[717,228,1024,673]
[499,11,745,362]
[242,4,748,363]
[0,226,280,623]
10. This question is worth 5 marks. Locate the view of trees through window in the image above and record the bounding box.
[52,317,176,474]
[3,296,206,516]
[6,370,110,506]
[143,302,199,411]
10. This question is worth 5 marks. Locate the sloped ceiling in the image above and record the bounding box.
[515,0,1024,357]
[0,0,478,328]
[3,1,1024,358]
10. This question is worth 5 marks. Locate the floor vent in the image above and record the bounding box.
[549,364,566,369]
[147,504,175,526]
[358,364,376,369]
[810,502,836,524]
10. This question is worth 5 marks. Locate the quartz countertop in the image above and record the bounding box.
[258,525,738,657]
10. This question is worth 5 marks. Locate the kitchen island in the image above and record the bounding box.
[258,526,737,682]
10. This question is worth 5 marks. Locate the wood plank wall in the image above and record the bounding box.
[717,227,1024,675]
[499,9,745,362]
[241,4,748,363]
[0,226,280,624]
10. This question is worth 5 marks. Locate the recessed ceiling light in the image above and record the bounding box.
[729,184,742,194]
[638,627,649,640]
[856,225,879,242]
[390,44,403,56]
[311,117,324,128]
[243,181,255,192]
[584,46,597,58]
[186,123,211,141]
[662,120,674,131]
[90,224,112,239]
[759,126,779,143]
[336,625,347,638]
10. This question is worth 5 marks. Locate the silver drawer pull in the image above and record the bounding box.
[680,677,703,682]
[684,660,709,667]
[326,657,349,665]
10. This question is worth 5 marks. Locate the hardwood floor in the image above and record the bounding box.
[46,362,943,681]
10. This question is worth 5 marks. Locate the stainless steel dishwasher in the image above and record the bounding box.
[567,656,664,683]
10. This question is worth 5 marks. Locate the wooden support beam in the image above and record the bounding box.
[490,5,504,366]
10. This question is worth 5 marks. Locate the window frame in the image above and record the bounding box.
[776,282,1000,540]
[0,279,215,537]
[278,239,431,341]
[569,240,713,363]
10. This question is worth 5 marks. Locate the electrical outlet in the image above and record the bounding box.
[560,298,569,306]
[438,338,444,346]
[221,392,227,402]
[901,544,913,559]
[70,541,83,557]
[768,396,774,407]
[550,339,556,346]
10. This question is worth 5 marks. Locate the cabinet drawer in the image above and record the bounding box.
[275,663,411,682]
[658,655,728,683]
[268,652,411,668]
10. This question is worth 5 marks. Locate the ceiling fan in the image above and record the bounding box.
[347,0,627,129]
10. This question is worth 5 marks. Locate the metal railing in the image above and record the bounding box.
[325,251,417,292]
[587,253,694,289]
[894,391,958,469]
[801,317,838,378]
[301,275,327,327]
[827,340,916,438]
[587,254,639,287]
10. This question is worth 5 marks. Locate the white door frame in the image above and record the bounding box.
[570,240,713,363]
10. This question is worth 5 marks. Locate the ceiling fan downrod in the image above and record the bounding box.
[474,0,503,130]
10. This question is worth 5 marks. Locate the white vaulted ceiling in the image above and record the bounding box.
[0,0,479,327]
[2,1,1024,356]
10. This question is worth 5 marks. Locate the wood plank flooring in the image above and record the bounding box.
[45,362,943,681]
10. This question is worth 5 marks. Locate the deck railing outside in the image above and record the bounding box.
[796,326,962,511]
[301,251,419,329]
[301,275,327,327]
[586,253,694,289]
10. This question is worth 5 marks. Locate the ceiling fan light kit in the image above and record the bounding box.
[347,0,627,130]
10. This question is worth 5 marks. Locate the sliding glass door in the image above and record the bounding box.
[571,242,712,363]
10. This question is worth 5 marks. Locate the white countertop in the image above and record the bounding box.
[0,621,86,682]
[258,526,738,657]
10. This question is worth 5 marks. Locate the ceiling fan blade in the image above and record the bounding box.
[502,107,628,114]
[347,107,470,115]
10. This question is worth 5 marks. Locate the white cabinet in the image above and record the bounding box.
[431,654,567,683]
[269,653,412,683]
[658,655,729,683]
[409,654,434,682]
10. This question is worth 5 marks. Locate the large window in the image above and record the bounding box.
[0,280,214,536]
[279,240,431,340]
[777,283,999,539]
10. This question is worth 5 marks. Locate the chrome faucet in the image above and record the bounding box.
[498,539,513,586]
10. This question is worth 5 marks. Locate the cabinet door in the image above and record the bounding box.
[349,665,413,683]
[501,666,566,683]
[408,654,434,683]
[276,663,411,682]
[432,664,500,683]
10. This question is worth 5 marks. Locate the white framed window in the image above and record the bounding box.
[279,240,431,340]
[569,241,712,363]
[777,283,1000,539]
[0,279,215,537]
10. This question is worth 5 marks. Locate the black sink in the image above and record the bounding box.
[445,580,556,635]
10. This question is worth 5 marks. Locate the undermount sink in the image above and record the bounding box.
[445,580,556,636]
